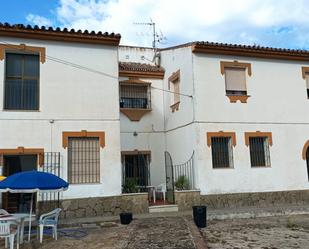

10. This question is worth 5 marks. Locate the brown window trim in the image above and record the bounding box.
[302,140,309,160]
[62,130,105,148]
[244,131,273,146]
[301,67,309,79]
[120,108,151,121]
[168,70,181,111]
[119,77,151,86]
[119,78,152,121]
[0,147,44,166]
[206,131,236,147]
[170,101,180,112]
[0,43,46,63]
[221,61,251,103]
[226,95,250,103]
[121,150,151,160]
[119,71,164,79]
[220,61,252,76]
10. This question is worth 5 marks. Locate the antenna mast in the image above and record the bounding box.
[134,19,161,49]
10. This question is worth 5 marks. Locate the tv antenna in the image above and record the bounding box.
[134,19,166,49]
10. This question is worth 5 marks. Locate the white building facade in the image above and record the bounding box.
[0,24,122,213]
[0,23,308,215]
[119,42,309,199]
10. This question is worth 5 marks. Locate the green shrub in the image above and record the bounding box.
[175,175,189,190]
[122,178,138,193]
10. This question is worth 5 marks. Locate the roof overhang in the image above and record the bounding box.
[0,23,121,46]
[192,42,309,61]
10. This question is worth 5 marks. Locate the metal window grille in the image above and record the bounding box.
[211,137,233,168]
[120,84,151,109]
[122,154,150,191]
[4,53,39,110]
[40,152,62,211]
[249,137,271,167]
[68,137,100,184]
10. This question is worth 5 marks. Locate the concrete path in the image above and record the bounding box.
[124,217,205,249]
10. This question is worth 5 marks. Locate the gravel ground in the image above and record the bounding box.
[201,214,309,249]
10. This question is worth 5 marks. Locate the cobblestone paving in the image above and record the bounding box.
[125,217,196,249]
[202,214,309,249]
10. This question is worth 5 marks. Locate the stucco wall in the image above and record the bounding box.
[0,37,122,199]
[193,53,309,195]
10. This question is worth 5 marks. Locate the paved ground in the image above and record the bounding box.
[202,214,309,249]
[12,216,204,249]
[2,211,309,249]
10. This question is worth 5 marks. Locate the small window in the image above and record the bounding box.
[68,137,100,184]
[224,67,247,96]
[249,137,271,167]
[211,137,234,168]
[120,84,151,109]
[4,53,39,110]
[168,70,180,112]
[171,77,180,104]
[305,73,309,98]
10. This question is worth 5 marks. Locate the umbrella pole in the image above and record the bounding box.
[28,193,33,241]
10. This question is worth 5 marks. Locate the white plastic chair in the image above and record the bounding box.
[0,209,9,215]
[155,183,167,202]
[0,221,17,249]
[38,208,62,243]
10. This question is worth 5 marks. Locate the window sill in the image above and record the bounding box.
[120,108,152,121]
[212,167,234,169]
[251,165,271,168]
[170,102,180,112]
[3,109,40,112]
[226,94,250,103]
[69,182,101,185]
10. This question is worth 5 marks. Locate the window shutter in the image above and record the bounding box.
[225,67,247,91]
[173,80,180,103]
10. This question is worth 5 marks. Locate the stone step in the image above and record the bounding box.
[149,204,179,213]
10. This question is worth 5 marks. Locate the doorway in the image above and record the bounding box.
[122,153,150,192]
[2,155,37,213]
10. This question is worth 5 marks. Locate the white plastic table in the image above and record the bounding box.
[0,213,30,247]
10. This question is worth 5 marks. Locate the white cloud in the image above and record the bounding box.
[25,0,309,49]
[26,14,53,27]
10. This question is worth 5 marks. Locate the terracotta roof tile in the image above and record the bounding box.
[192,41,309,61]
[119,62,165,79]
[0,23,121,46]
[119,62,164,72]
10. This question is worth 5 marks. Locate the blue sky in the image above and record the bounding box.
[1,0,309,49]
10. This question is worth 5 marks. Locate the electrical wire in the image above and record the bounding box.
[0,41,193,98]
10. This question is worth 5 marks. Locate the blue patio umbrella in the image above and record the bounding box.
[0,171,69,241]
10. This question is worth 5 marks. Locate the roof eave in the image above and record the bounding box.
[0,29,120,46]
[119,70,165,79]
[192,44,309,61]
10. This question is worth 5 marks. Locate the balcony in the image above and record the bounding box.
[120,83,151,121]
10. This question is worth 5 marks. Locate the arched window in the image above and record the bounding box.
[302,140,309,181]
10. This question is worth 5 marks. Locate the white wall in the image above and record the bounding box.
[0,37,122,198]
[193,53,309,194]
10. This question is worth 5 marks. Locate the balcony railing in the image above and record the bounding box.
[120,84,151,109]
